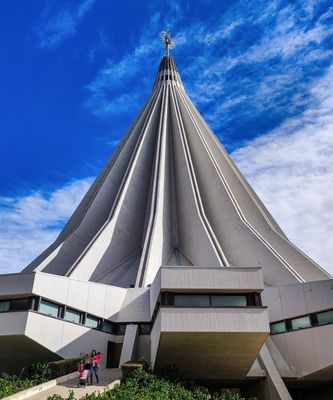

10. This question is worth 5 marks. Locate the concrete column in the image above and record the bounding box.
[259,344,293,400]
[119,324,139,366]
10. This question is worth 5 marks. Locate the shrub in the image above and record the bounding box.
[48,391,75,400]
[0,358,81,399]
[49,359,80,379]
[46,369,257,400]
[0,377,35,399]
[120,359,148,382]
[28,362,52,384]
[0,378,16,398]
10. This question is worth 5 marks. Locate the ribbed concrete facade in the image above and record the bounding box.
[1,54,333,400]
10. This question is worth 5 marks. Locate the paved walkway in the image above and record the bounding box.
[28,368,122,400]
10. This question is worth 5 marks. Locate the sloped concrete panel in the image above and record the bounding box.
[152,307,269,379]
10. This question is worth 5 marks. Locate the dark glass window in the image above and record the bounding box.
[316,310,333,325]
[211,295,247,307]
[64,308,81,324]
[161,292,174,306]
[85,315,100,329]
[173,294,250,307]
[0,301,10,312]
[270,321,287,334]
[139,324,151,335]
[116,325,126,335]
[10,299,31,311]
[103,321,114,334]
[291,315,311,330]
[174,295,210,307]
[39,299,60,317]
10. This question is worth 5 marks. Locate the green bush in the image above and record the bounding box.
[120,359,148,382]
[0,377,34,399]
[28,362,52,384]
[0,358,79,399]
[46,368,257,400]
[49,359,80,379]
[48,391,75,400]
[0,361,51,399]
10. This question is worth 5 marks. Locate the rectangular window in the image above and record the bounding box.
[116,325,126,335]
[270,321,287,334]
[103,321,114,334]
[39,299,60,318]
[291,315,311,330]
[10,299,30,311]
[139,324,151,335]
[85,315,99,329]
[316,310,333,325]
[211,295,247,307]
[174,295,210,307]
[161,292,174,306]
[0,301,10,312]
[64,308,81,324]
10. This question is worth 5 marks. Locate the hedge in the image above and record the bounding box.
[46,368,257,400]
[120,360,148,381]
[48,359,80,379]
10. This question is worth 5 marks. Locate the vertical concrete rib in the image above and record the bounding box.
[136,84,169,287]
[138,85,175,287]
[170,84,226,267]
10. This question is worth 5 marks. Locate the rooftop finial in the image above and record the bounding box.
[160,31,174,57]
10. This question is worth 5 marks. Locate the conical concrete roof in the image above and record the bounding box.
[22,55,331,288]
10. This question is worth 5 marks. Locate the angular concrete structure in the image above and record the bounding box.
[1,41,332,399]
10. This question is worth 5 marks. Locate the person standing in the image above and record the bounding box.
[89,349,99,384]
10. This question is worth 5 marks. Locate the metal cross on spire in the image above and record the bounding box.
[160,31,175,57]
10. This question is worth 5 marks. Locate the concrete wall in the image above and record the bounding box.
[272,324,333,378]
[114,288,150,322]
[1,311,122,364]
[0,312,29,335]
[262,279,333,379]
[0,273,34,297]
[262,279,333,322]
[0,311,122,372]
[158,306,269,333]
[0,272,150,321]
[159,266,264,292]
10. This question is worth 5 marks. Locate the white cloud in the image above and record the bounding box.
[232,66,333,275]
[0,178,93,274]
[37,0,95,49]
[175,0,333,128]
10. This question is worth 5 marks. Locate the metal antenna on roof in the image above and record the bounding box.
[160,31,175,57]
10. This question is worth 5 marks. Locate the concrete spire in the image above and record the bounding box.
[22,53,331,288]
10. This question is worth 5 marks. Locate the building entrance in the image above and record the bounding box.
[106,341,122,368]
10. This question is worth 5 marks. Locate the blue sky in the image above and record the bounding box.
[1,0,333,274]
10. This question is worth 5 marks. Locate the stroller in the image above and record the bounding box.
[77,365,90,388]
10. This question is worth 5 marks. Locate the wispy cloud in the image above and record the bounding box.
[177,1,333,145]
[84,0,333,147]
[84,14,163,116]
[84,7,190,116]
[87,29,113,64]
[232,65,333,274]
[0,178,92,274]
[36,0,95,49]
